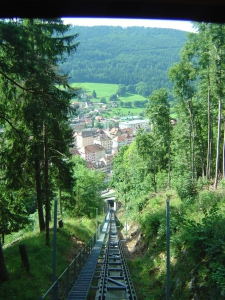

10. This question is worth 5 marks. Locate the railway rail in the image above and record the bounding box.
[93,210,137,300]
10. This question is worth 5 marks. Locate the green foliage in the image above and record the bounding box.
[129,189,225,300]
[155,171,169,191]
[0,194,30,244]
[173,174,198,201]
[95,121,104,129]
[69,155,106,218]
[109,94,117,101]
[92,90,97,98]
[141,210,165,237]
[100,97,106,103]
[0,19,79,241]
[197,176,209,189]
[64,26,187,95]
[117,84,126,96]
[110,142,155,209]
[198,190,220,211]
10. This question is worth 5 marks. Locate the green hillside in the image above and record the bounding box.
[62,26,187,97]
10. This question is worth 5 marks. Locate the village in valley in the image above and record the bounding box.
[69,92,151,183]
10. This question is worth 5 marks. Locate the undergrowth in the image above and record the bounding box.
[127,185,225,300]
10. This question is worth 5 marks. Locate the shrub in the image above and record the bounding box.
[155,171,168,191]
[141,211,165,237]
[198,190,220,211]
[197,176,209,189]
[174,175,198,201]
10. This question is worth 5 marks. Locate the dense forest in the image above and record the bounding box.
[110,22,225,299]
[61,26,187,96]
[0,19,106,266]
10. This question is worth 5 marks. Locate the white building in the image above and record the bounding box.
[76,130,94,148]
[119,119,150,133]
[94,134,112,153]
[112,135,126,149]
[79,144,105,163]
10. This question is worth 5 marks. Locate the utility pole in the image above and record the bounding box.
[52,197,58,300]
[96,208,98,240]
[166,198,170,300]
[125,200,128,241]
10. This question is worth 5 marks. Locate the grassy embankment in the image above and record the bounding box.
[123,181,225,300]
[0,214,103,300]
[70,82,147,118]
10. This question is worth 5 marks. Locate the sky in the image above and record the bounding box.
[61,18,196,33]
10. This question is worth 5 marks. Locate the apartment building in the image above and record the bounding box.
[76,130,94,148]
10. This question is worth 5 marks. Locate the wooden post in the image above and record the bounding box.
[19,244,30,272]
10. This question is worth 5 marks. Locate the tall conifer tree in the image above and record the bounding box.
[0,18,79,245]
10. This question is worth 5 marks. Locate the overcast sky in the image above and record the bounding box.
[61,18,196,32]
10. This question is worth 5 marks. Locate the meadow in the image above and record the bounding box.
[70,82,147,118]
[70,82,119,100]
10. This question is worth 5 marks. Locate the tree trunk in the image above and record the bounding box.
[153,165,157,193]
[196,116,206,178]
[206,85,212,180]
[0,243,9,283]
[211,116,214,179]
[31,20,45,232]
[59,188,62,216]
[223,120,225,178]
[187,99,195,179]
[167,125,171,189]
[35,156,45,231]
[214,25,223,190]
[214,94,222,190]
[33,118,45,232]
[44,122,50,246]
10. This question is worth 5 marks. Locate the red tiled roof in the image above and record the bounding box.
[121,128,133,134]
[80,144,105,154]
[113,135,126,142]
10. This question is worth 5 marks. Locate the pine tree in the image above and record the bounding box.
[0,18,79,245]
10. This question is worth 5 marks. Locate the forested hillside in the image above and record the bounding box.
[61,26,187,96]
[110,23,225,299]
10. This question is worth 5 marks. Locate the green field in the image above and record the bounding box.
[70,82,146,102]
[70,82,147,118]
[71,82,118,100]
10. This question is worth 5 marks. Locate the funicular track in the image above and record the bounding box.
[92,210,137,300]
[66,210,137,300]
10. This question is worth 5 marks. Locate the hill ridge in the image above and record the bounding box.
[61,26,187,96]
